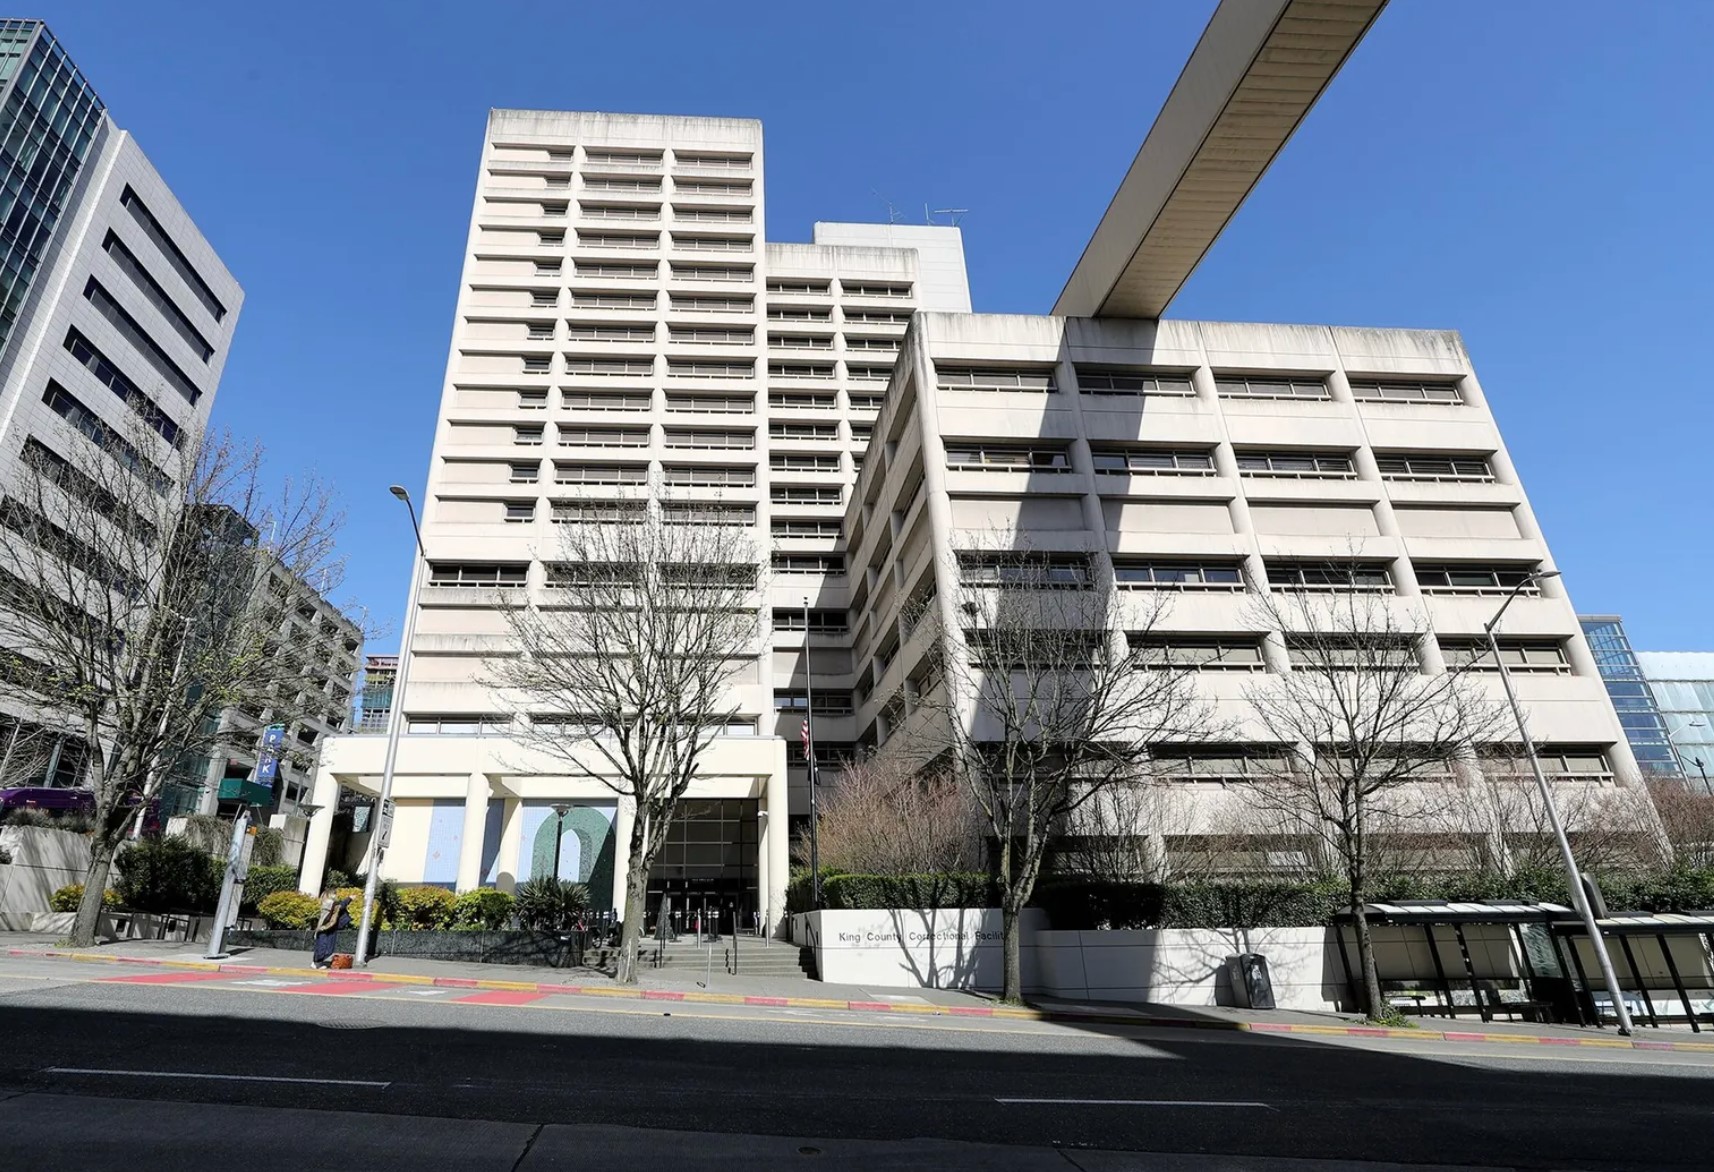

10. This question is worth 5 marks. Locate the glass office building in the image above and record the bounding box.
[1636,652,1714,793]
[1580,616,1682,778]
[0,19,104,358]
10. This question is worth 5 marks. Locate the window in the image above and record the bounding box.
[841,282,911,299]
[1484,746,1611,780]
[676,234,751,253]
[1286,636,1419,671]
[1376,453,1494,482]
[843,309,911,325]
[571,292,655,310]
[668,359,754,379]
[1214,376,1329,400]
[935,365,1056,393]
[673,179,751,196]
[522,356,551,374]
[1349,379,1464,404]
[675,151,752,170]
[849,424,873,442]
[518,389,548,409]
[533,261,562,277]
[564,357,652,376]
[1149,746,1289,783]
[774,690,854,715]
[766,279,830,295]
[565,323,654,342]
[514,425,544,446]
[101,232,214,360]
[585,149,663,168]
[769,361,835,380]
[846,364,893,382]
[429,563,527,588]
[671,294,753,313]
[662,464,755,488]
[526,322,554,340]
[943,444,1070,472]
[773,553,846,575]
[561,390,650,411]
[770,453,840,473]
[844,336,897,352]
[574,261,658,280]
[119,187,226,320]
[1112,561,1244,590]
[583,178,662,194]
[509,461,540,483]
[662,502,754,526]
[554,463,646,485]
[672,205,753,222]
[773,608,849,634]
[768,306,832,322]
[406,715,511,736]
[576,231,658,250]
[538,231,565,246]
[530,291,558,307]
[580,203,660,221]
[768,332,832,349]
[1090,447,1214,475]
[1130,636,1265,671]
[82,280,202,404]
[770,422,837,441]
[1414,564,1541,595]
[772,518,842,539]
[665,394,753,414]
[958,553,1092,589]
[551,499,646,524]
[542,203,568,217]
[774,486,839,503]
[503,500,536,523]
[40,382,166,485]
[1441,639,1568,672]
[664,428,752,450]
[1266,562,1392,592]
[848,394,884,412]
[669,326,753,345]
[1076,368,1195,396]
[1235,450,1356,478]
[559,426,649,447]
[672,263,752,282]
[768,391,837,411]
[62,327,180,445]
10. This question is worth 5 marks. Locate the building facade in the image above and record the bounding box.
[0,19,243,787]
[1636,651,1714,792]
[1580,616,1681,779]
[303,111,970,928]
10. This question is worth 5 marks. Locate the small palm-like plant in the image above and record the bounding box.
[512,876,590,932]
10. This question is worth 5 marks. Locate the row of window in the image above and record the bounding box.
[930,365,1468,405]
[556,202,753,223]
[944,444,1494,481]
[489,388,882,420]
[958,554,1546,597]
[515,355,897,382]
[489,172,752,197]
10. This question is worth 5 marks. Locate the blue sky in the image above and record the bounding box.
[38,0,1714,651]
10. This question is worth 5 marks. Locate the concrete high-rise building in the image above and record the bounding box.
[0,19,243,786]
[307,0,1655,922]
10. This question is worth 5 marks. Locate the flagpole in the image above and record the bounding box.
[802,595,821,910]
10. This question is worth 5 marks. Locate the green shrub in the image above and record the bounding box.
[241,864,300,912]
[1,809,94,832]
[250,827,286,868]
[453,888,515,930]
[258,890,322,929]
[49,883,119,913]
[393,885,458,930]
[113,835,222,913]
[326,868,357,890]
[513,876,589,931]
[334,881,399,928]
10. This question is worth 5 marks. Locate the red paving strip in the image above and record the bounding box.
[743,996,790,1007]
[642,990,685,1001]
[846,1001,892,1012]
[454,990,551,1006]
[280,979,400,996]
[99,972,237,986]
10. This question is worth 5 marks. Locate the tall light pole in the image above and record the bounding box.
[354,486,426,966]
[1486,569,1633,1034]
[550,802,572,880]
[802,595,821,910]
[1669,719,1711,794]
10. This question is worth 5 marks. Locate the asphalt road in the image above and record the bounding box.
[2,957,1711,1170]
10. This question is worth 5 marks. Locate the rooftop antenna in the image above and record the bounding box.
[926,206,969,227]
[871,188,901,224]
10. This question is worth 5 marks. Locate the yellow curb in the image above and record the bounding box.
[453,978,540,992]
[566,986,638,998]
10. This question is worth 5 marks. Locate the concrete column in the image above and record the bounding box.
[296,767,341,895]
[762,739,790,937]
[495,796,523,893]
[610,795,636,920]
[455,772,490,892]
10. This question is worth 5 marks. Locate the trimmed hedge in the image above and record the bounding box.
[49,884,119,913]
[241,865,300,912]
[453,888,516,930]
[114,835,222,913]
[258,890,321,929]
[394,885,458,930]
[787,871,996,914]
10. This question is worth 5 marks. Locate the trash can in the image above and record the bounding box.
[1226,953,1275,1010]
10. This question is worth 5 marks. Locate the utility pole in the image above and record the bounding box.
[802,596,821,910]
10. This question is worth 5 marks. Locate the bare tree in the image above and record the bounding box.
[796,747,979,876]
[1645,778,1714,871]
[919,546,1212,1003]
[491,507,760,983]
[1237,570,1508,1021]
[1458,769,1660,878]
[0,419,344,945]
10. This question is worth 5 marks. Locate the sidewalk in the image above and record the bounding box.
[8,931,1714,1052]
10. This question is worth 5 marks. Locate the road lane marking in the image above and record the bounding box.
[42,1067,391,1088]
[99,972,237,986]
[995,1097,1270,1108]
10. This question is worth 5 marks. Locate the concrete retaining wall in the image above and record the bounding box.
[0,826,91,914]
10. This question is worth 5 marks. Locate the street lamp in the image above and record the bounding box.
[353,485,426,967]
[1669,719,1711,793]
[1486,569,1633,1034]
[801,595,822,910]
[550,802,572,880]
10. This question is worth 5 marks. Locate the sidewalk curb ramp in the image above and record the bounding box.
[13,947,1714,1053]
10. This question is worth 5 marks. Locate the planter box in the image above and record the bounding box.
[226,928,588,968]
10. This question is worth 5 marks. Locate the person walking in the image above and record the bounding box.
[312,888,352,969]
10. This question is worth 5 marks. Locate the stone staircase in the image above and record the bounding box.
[641,936,817,979]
